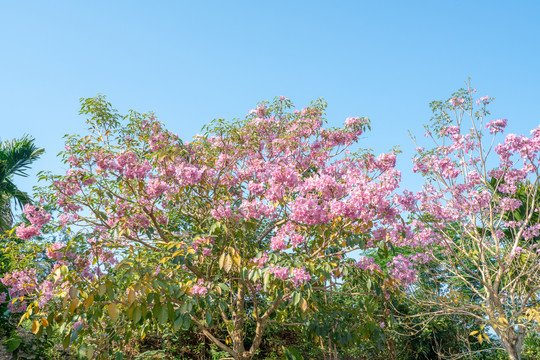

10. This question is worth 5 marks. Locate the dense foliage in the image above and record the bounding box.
[1,84,539,360]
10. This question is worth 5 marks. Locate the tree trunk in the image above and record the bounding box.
[499,329,525,360]
[504,345,521,360]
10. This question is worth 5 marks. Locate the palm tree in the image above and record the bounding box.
[0,136,44,231]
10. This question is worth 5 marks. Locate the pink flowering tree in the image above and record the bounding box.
[403,85,540,360]
[5,96,409,359]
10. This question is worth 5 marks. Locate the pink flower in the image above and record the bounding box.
[291,268,311,287]
[16,224,41,240]
[448,97,465,107]
[23,204,51,227]
[355,257,381,273]
[486,119,508,134]
[192,279,208,296]
[269,266,289,280]
[476,95,489,106]
[253,253,269,268]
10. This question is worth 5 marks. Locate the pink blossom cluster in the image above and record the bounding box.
[289,196,329,225]
[486,119,508,134]
[355,256,381,273]
[388,254,417,285]
[269,266,289,280]
[252,253,269,268]
[46,242,67,260]
[270,223,305,251]
[192,279,208,296]
[508,246,525,260]
[1,269,38,312]
[174,162,208,186]
[448,97,465,107]
[16,204,51,240]
[239,199,276,220]
[73,320,88,331]
[291,268,311,287]
[476,95,490,106]
[210,202,234,221]
[23,204,51,227]
[146,178,171,198]
[268,266,311,286]
[15,224,41,240]
[191,237,214,255]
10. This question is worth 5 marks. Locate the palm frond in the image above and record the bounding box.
[0,179,32,209]
[0,194,14,233]
[0,135,45,181]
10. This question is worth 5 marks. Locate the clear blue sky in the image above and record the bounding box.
[1,1,539,196]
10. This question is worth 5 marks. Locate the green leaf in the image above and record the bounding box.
[292,292,301,306]
[157,304,168,324]
[218,283,229,292]
[173,315,184,330]
[62,335,70,349]
[133,305,142,324]
[263,271,271,289]
[5,333,22,353]
[86,346,95,360]
[183,313,191,329]
[282,346,304,360]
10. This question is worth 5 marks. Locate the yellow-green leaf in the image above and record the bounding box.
[231,253,241,268]
[84,294,94,311]
[69,298,79,314]
[31,320,40,334]
[128,289,136,304]
[299,298,308,312]
[218,252,226,269]
[108,303,118,321]
[224,254,233,273]
[86,346,94,360]
[98,284,106,296]
[69,287,78,299]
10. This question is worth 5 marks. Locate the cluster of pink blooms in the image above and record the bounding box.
[45,242,67,260]
[252,253,269,268]
[486,119,508,134]
[388,254,417,285]
[16,204,51,240]
[268,266,311,286]
[270,223,306,251]
[291,268,311,287]
[355,257,382,273]
[191,279,208,296]
[191,237,214,256]
[448,97,465,107]
[1,269,40,312]
[476,95,490,106]
[508,246,525,260]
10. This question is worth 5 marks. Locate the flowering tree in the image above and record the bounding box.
[1,96,409,359]
[403,85,540,360]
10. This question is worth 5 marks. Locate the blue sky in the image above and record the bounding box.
[1,0,539,197]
